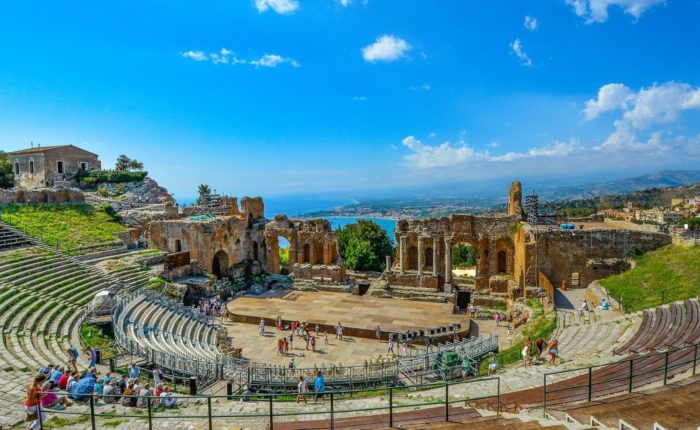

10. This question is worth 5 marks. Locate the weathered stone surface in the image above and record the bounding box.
[0,188,85,204]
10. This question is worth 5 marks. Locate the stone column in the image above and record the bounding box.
[432,236,438,276]
[444,236,452,292]
[385,255,392,273]
[399,235,406,274]
[417,236,424,274]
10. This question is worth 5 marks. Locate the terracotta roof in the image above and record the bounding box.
[10,145,98,157]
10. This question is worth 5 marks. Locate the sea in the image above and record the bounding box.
[177,196,397,246]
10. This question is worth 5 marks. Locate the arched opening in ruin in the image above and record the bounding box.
[497,250,507,274]
[303,243,311,264]
[252,240,259,261]
[278,236,291,275]
[451,242,478,286]
[407,246,418,270]
[212,250,228,279]
[425,247,433,271]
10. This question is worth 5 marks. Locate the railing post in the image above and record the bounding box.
[628,359,633,393]
[89,394,96,430]
[497,377,501,414]
[542,375,547,418]
[330,392,335,430]
[37,393,44,430]
[445,383,449,421]
[269,394,274,430]
[147,397,152,430]
[664,351,669,385]
[389,387,393,428]
[694,344,698,376]
[208,396,213,430]
[587,367,593,401]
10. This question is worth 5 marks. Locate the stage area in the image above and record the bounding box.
[227,290,469,341]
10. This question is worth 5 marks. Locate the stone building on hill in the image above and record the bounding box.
[10,144,101,189]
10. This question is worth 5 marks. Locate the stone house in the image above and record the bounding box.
[10,145,101,189]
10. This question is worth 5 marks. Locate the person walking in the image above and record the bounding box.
[387,337,395,354]
[128,362,140,380]
[324,330,329,345]
[152,365,164,388]
[297,376,308,404]
[548,340,559,365]
[86,347,97,368]
[259,318,265,336]
[283,337,289,355]
[375,326,382,341]
[311,335,316,352]
[495,312,502,327]
[535,337,545,360]
[25,374,47,430]
[313,371,325,402]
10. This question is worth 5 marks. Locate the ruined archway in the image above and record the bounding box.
[303,243,311,263]
[212,250,228,279]
[497,250,507,274]
[407,246,418,270]
[425,247,433,271]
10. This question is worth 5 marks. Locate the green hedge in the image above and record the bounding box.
[77,169,148,184]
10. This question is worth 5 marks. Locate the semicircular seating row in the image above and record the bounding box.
[116,295,220,361]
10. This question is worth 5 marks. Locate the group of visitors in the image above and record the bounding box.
[296,371,326,404]
[521,336,559,366]
[274,318,332,358]
[195,297,224,318]
[24,359,178,430]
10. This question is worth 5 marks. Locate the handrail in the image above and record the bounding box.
[611,285,692,313]
[35,376,502,430]
[542,342,700,416]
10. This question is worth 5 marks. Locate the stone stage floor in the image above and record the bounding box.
[226,289,469,340]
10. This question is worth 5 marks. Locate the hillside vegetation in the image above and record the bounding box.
[2,204,127,254]
[600,244,700,312]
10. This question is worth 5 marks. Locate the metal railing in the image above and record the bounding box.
[32,376,502,430]
[610,285,695,313]
[543,342,700,416]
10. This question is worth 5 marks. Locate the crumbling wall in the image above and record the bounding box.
[0,188,85,205]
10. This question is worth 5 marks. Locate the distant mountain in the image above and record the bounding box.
[538,170,700,201]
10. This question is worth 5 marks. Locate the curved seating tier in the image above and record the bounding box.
[100,260,150,293]
[614,299,700,355]
[114,292,220,363]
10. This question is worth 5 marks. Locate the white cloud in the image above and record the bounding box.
[353,96,367,101]
[565,0,665,23]
[181,51,208,62]
[254,0,299,14]
[401,136,581,169]
[338,0,351,5]
[250,54,300,68]
[181,48,298,68]
[362,35,411,62]
[510,39,532,66]
[420,83,431,91]
[584,81,700,128]
[524,16,538,31]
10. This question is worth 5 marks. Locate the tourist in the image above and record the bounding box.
[277,337,284,355]
[160,386,178,408]
[336,322,343,341]
[315,324,320,335]
[462,356,471,381]
[387,337,395,354]
[154,383,164,398]
[58,370,70,390]
[67,373,80,392]
[375,326,382,341]
[296,376,308,404]
[535,337,545,359]
[487,352,499,375]
[599,298,610,311]
[291,321,297,334]
[86,347,97,368]
[93,378,105,402]
[495,312,502,327]
[454,332,460,343]
[41,381,70,408]
[548,340,559,365]
[259,318,266,335]
[521,341,532,367]
[425,336,433,353]
[289,358,297,373]
[324,330,329,345]
[69,374,95,401]
[469,304,477,318]
[119,375,128,394]
[284,337,289,354]
[128,362,140,380]
[66,347,78,372]
[103,381,119,404]
[49,366,64,385]
[137,384,154,408]
[153,364,164,387]
[25,374,47,430]
[305,335,310,351]
[121,383,135,407]
[290,332,295,350]
[314,371,325,402]
[276,315,282,330]
[311,335,316,352]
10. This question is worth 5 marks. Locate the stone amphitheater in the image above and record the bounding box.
[2,214,700,429]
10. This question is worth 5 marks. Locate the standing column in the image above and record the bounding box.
[444,236,452,291]
[432,236,438,276]
[417,236,424,274]
[399,235,406,274]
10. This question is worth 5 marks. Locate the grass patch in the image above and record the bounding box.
[80,323,116,359]
[2,204,126,254]
[40,414,91,429]
[600,244,700,313]
[102,419,128,427]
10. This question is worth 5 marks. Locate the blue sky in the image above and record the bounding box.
[1,0,699,199]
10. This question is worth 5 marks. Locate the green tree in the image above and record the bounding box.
[279,246,290,266]
[336,220,394,271]
[0,151,14,188]
[343,237,380,271]
[115,154,144,171]
[452,243,478,268]
[196,184,212,206]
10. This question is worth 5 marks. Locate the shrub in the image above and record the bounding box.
[115,183,127,194]
[77,169,147,184]
[96,187,110,197]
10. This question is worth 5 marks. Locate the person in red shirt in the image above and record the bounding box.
[58,372,70,390]
[311,336,316,352]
